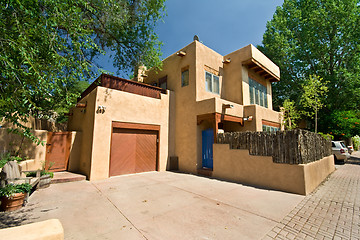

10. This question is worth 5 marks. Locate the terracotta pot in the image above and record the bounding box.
[38,174,51,189]
[0,192,26,212]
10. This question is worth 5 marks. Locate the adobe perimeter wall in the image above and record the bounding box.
[213,144,335,195]
[0,129,47,170]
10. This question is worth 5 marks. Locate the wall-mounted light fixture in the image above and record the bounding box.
[223,104,234,109]
[243,116,253,121]
[97,105,106,114]
[76,103,87,108]
[177,51,186,57]
[222,58,231,64]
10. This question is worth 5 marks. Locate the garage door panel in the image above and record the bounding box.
[109,132,136,176]
[135,133,157,173]
[110,127,158,177]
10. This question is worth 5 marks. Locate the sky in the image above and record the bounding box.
[96,0,284,78]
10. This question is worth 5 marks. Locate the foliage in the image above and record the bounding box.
[0,152,23,168]
[352,135,360,150]
[318,132,334,141]
[26,170,54,178]
[322,110,360,139]
[260,0,360,135]
[0,0,165,142]
[0,183,32,198]
[300,75,328,133]
[281,99,301,130]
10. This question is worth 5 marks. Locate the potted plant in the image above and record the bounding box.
[0,183,32,212]
[26,162,54,189]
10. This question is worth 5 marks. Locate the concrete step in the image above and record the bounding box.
[197,168,213,177]
[51,171,86,184]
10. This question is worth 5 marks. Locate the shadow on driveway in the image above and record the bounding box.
[0,206,39,229]
[347,152,360,165]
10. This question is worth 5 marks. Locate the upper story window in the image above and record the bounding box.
[158,76,167,90]
[181,67,189,87]
[205,71,219,94]
[249,77,268,108]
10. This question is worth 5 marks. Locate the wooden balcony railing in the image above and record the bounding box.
[79,74,167,101]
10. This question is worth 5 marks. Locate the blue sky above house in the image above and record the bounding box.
[94,0,284,79]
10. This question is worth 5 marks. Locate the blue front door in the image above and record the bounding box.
[202,129,214,169]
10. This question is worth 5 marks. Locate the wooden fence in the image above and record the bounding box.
[217,130,332,164]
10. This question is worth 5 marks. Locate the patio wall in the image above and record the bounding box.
[0,129,81,172]
[213,144,335,195]
[0,129,47,170]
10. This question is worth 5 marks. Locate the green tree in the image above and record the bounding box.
[301,75,328,133]
[260,0,360,135]
[281,99,301,130]
[323,110,360,139]
[0,0,165,140]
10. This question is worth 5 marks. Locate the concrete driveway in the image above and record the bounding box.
[1,172,304,240]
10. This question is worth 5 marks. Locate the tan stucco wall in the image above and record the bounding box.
[67,131,82,172]
[250,45,280,78]
[213,144,335,195]
[303,155,335,195]
[142,41,282,174]
[0,219,64,240]
[68,86,171,180]
[224,45,276,109]
[194,41,224,102]
[242,105,282,131]
[0,129,46,170]
[145,42,199,173]
[67,88,97,177]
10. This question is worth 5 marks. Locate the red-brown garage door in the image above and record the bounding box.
[109,127,158,176]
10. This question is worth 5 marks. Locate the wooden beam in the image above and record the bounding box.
[242,58,280,82]
[255,69,266,74]
[262,120,281,128]
[223,115,244,125]
[177,51,186,57]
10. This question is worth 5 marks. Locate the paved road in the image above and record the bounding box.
[264,152,360,240]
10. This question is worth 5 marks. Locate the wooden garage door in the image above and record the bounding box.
[109,128,158,176]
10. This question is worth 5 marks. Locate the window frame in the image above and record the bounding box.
[205,70,220,94]
[158,76,167,90]
[249,77,268,108]
[262,125,279,132]
[181,68,189,87]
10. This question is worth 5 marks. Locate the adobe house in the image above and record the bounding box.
[67,40,283,180]
[67,40,334,195]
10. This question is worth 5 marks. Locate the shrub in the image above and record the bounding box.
[318,132,334,141]
[352,135,360,151]
[0,183,32,198]
[0,153,23,168]
[26,170,54,178]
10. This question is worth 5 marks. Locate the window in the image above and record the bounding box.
[181,69,189,87]
[262,125,279,132]
[158,76,167,90]
[205,71,219,94]
[249,78,268,108]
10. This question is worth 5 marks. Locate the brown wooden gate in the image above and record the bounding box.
[109,123,159,177]
[45,132,72,172]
